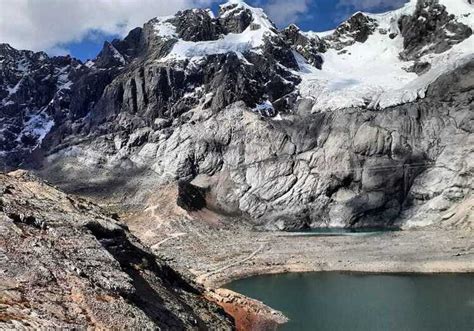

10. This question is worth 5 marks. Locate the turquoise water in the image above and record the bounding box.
[304,227,395,233]
[285,227,397,237]
[226,272,474,331]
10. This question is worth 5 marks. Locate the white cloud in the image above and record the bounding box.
[0,0,214,53]
[262,0,311,27]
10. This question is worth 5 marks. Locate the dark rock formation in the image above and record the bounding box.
[405,60,432,75]
[0,44,88,165]
[95,41,128,68]
[219,3,255,33]
[399,0,472,60]
[40,58,472,230]
[177,181,208,211]
[324,12,378,50]
[281,24,326,69]
[171,9,222,41]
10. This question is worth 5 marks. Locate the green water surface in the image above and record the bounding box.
[226,272,474,331]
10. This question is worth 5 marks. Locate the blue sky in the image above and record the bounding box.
[0,0,407,61]
[63,31,122,62]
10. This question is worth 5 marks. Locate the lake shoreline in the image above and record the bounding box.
[194,230,474,289]
[203,261,474,289]
[203,251,474,330]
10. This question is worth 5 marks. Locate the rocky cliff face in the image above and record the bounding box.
[399,0,473,60]
[0,170,233,329]
[0,44,83,164]
[0,0,473,230]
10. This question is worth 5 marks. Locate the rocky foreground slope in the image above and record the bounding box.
[0,171,233,329]
[0,0,473,229]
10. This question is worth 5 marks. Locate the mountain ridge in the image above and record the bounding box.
[0,0,473,230]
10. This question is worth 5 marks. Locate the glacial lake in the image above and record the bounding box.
[226,272,474,331]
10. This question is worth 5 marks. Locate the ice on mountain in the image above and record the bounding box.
[253,100,276,117]
[56,66,73,90]
[163,1,275,61]
[439,0,474,28]
[16,110,55,149]
[1,100,14,107]
[85,60,95,68]
[153,17,178,38]
[7,79,22,96]
[296,0,474,112]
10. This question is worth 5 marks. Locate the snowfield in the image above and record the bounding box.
[298,0,474,111]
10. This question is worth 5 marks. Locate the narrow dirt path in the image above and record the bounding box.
[197,243,267,283]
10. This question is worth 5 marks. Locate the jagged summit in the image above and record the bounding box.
[0,43,14,52]
[218,0,276,29]
[148,0,277,62]
[299,0,473,110]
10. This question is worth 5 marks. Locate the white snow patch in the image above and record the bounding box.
[6,79,22,96]
[305,29,335,39]
[85,60,95,68]
[272,113,283,121]
[153,16,178,38]
[183,86,204,98]
[165,37,254,60]
[16,110,55,148]
[253,100,276,116]
[254,100,274,111]
[56,66,73,90]
[439,0,474,28]
[2,100,14,106]
[16,56,29,72]
[108,44,126,65]
[206,8,215,19]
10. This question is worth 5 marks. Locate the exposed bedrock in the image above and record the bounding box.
[0,171,233,329]
[41,60,473,230]
[323,12,379,50]
[399,0,472,60]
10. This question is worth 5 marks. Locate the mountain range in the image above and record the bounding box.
[1,0,472,229]
[1,0,473,328]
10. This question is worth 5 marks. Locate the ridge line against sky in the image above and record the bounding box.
[0,0,408,61]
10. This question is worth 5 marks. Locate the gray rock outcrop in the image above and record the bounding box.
[399,0,472,60]
[0,170,233,329]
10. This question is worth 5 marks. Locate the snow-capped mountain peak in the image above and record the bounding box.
[298,0,474,111]
[219,0,276,31]
[153,0,277,61]
[142,0,473,112]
